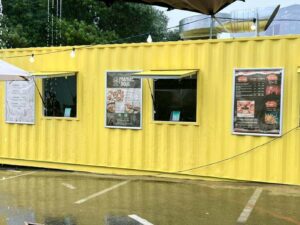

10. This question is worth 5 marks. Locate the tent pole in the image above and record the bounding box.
[210,15,214,39]
[256,11,259,37]
[213,15,230,33]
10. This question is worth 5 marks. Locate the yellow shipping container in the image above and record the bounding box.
[0,35,299,185]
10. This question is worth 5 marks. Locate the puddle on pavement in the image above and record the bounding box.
[44,216,76,225]
[0,207,35,225]
[0,168,299,225]
[187,180,300,197]
[104,216,141,225]
[25,223,44,225]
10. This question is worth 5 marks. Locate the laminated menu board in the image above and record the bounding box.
[6,78,35,124]
[105,71,142,129]
[232,69,284,136]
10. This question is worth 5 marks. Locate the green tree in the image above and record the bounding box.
[94,2,168,42]
[2,0,172,48]
[58,19,118,45]
[164,29,181,41]
[3,0,48,47]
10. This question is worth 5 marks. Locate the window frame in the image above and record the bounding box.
[41,73,78,120]
[298,67,300,128]
[151,73,199,125]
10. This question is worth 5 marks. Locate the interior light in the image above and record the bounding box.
[29,54,35,63]
[251,18,257,31]
[70,48,76,58]
[147,35,152,43]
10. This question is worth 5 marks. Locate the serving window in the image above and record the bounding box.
[131,70,198,123]
[42,75,77,118]
[154,75,197,122]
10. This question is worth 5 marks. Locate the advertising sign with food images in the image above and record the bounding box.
[105,71,142,129]
[233,69,284,136]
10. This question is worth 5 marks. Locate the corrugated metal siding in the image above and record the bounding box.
[0,36,299,185]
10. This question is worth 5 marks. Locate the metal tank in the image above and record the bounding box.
[179,13,230,39]
[179,5,280,39]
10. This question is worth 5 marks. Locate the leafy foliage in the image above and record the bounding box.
[164,29,180,41]
[58,19,118,45]
[1,0,174,48]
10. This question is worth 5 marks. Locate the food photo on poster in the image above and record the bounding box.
[232,68,284,136]
[105,71,142,129]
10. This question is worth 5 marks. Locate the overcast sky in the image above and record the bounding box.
[157,0,300,27]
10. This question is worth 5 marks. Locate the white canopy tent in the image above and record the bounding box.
[0,59,31,81]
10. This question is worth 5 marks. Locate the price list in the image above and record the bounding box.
[233,69,283,136]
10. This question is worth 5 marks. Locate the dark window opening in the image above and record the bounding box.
[43,75,77,118]
[154,75,197,122]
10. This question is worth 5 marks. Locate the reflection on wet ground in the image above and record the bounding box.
[105,216,141,225]
[0,166,299,225]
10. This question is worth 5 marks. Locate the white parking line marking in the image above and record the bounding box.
[25,222,44,225]
[0,171,37,181]
[128,214,154,225]
[74,180,130,204]
[237,188,263,223]
[8,169,21,173]
[61,183,76,190]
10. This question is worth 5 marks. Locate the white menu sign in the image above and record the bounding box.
[6,78,35,124]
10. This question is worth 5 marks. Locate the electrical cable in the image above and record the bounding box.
[2,13,300,60]
[2,15,300,60]
[0,16,211,59]
[216,16,300,22]
[145,124,300,178]
[274,19,300,22]
[176,125,300,174]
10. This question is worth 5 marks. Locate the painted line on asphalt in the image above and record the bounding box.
[237,188,263,223]
[128,214,154,225]
[8,169,21,173]
[61,183,76,190]
[74,180,130,204]
[0,171,38,181]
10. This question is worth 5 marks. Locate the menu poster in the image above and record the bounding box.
[6,78,35,124]
[233,69,284,136]
[105,71,142,129]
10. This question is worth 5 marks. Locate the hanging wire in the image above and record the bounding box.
[51,0,54,46]
[55,0,59,45]
[47,0,50,46]
[216,16,300,22]
[59,0,62,44]
[177,126,300,173]
[0,16,210,59]
[2,15,300,59]
[0,0,4,48]
[146,124,299,177]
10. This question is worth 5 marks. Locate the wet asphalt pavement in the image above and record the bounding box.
[0,166,299,225]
